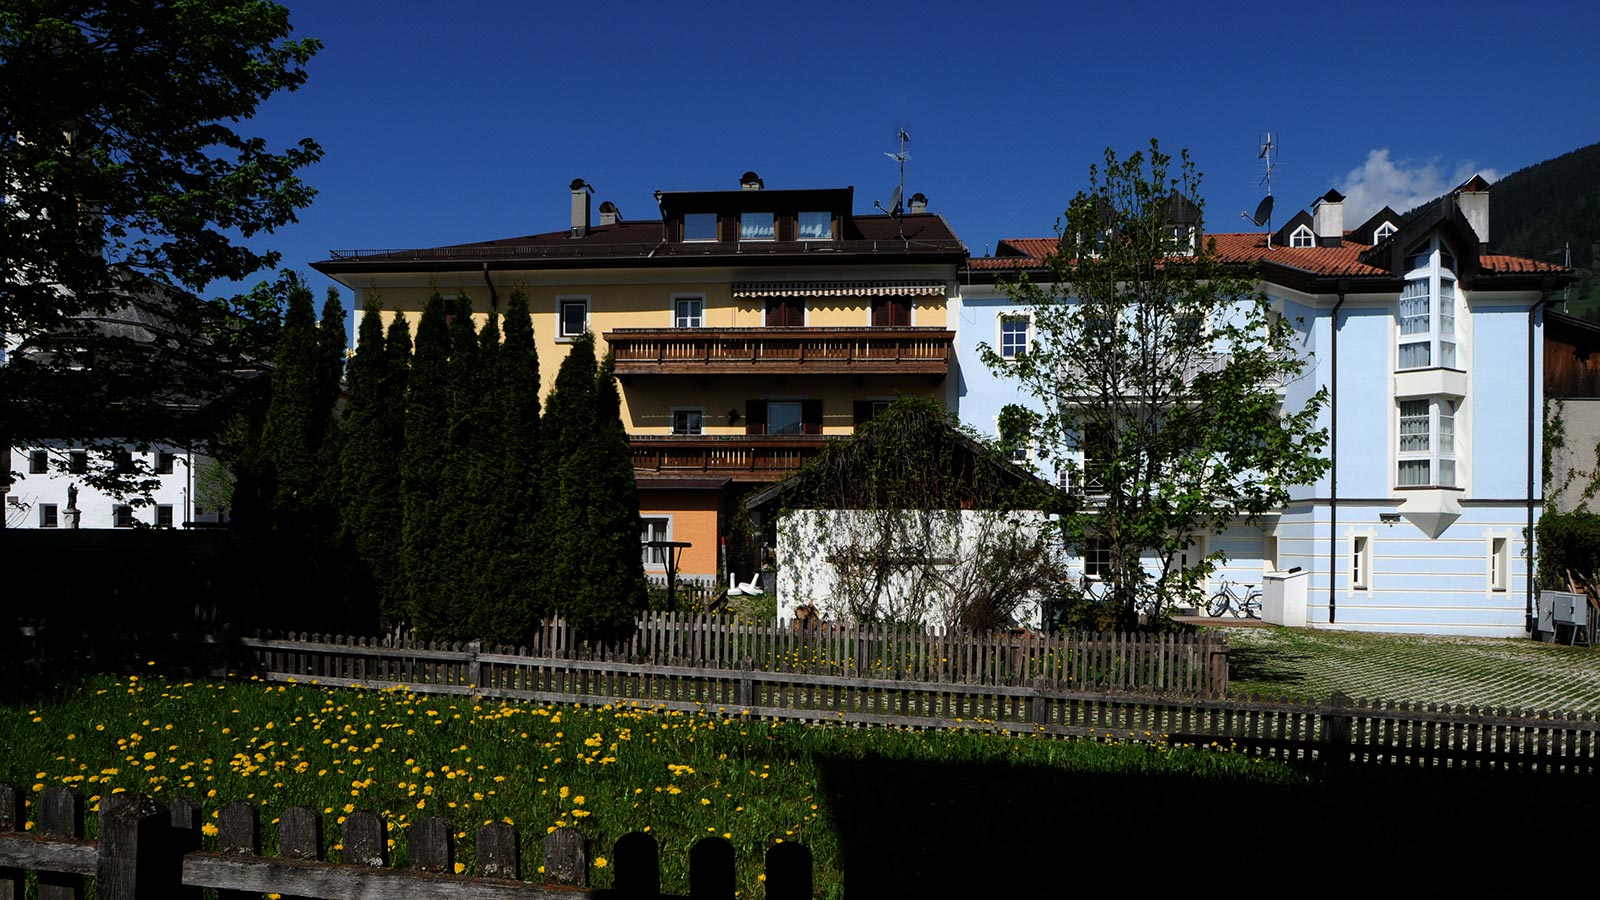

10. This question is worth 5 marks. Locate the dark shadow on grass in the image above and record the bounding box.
[1226,644,1314,693]
[813,749,1599,897]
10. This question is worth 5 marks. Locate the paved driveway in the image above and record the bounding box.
[1220,625,1600,714]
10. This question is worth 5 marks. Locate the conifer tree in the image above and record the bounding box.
[259,275,327,519]
[401,293,451,634]
[487,290,544,640]
[540,334,648,635]
[375,314,412,618]
[339,299,403,626]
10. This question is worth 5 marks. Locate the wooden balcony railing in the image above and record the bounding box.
[631,434,828,481]
[605,327,953,376]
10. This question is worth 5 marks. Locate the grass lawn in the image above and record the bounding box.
[4,671,1597,895]
[1224,625,1600,713]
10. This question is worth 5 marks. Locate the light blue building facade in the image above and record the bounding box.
[955,182,1570,636]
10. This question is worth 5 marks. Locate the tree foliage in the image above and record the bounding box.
[339,297,408,624]
[982,141,1330,626]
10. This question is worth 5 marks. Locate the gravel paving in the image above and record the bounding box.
[1220,626,1600,714]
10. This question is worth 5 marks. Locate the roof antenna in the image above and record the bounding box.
[1240,132,1278,247]
[875,127,910,239]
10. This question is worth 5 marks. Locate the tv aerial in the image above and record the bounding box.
[875,127,910,219]
[1240,132,1279,245]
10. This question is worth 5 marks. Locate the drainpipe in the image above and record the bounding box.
[481,263,498,312]
[1527,281,1555,632]
[1329,282,1348,625]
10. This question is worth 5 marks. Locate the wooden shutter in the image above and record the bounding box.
[745,399,767,435]
[766,297,803,327]
[801,399,823,435]
[870,296,911,326]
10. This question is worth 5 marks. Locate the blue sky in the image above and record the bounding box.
[238,0,1600,301]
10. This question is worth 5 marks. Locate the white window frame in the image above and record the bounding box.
[1082,541,1113,579]
[739,212,775,242]
[113,504,135,529]
[673,294,705,328]
[39,504,58,528]
[28,449,47,474]
[1373,221,1397,243]
[1289,225,1315,249]
[1397,237,1459,371]
[998,314,1030,360]
[797,211,832,241]
[1166,225,1196,256]
[683,213,717,242]
[155,504,174,529]
[641,515,672,569]
[1349,532,1373,592]
[557,296,589,341]
[670,407,705,435]
[1396,397,1458,489]
[1488,534,1510,593]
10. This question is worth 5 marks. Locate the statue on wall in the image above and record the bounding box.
[66,483,78,510]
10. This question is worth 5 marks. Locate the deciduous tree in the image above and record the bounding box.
[982,141,1330,626]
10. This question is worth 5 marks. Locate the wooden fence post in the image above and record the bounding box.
[38,786,83,900]
[97,792,177,900]
[167,797,203,900]
[1208,637,1229,697]
[341,810,387,867]
[689,836,734,900]
[764,842,813,900]
[278,805,322,900]
[477,822,519,880]
[1027,677,1050,727]
[1322,692,1352,767]
[543,825,587,887]
[408,817,453,874]
[612,831,659,900]
[0,781,23,900]
[467,640,483,695]
[737,659,755,713]
[215,800,259,900]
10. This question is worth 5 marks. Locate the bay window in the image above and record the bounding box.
[1397,238,1459,370]
[1397,397,1457,488]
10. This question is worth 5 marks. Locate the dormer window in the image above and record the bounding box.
[1373,222,1397,243]
[740,212,774,241]
[684,213,717,242]
[1289,225,1315,249]
[1165,225,1195,256]
[798,211,832,241]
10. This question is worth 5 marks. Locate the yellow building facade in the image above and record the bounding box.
[314,175,966,585]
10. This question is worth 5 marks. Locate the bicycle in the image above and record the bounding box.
[1206,577,1262,619]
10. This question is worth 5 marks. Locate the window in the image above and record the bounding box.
[1289,225,1315,249]
[764,296,804,327]
[1083,542,1113,579]
[797,211,832,241]
[673,296,704,328]
[1489,537,1509,592]
[29,450,47,474]
[854,399,892,430]
[39,504,58,528]
[155,505,174,528]
[1166,225,1196,255]
[1397,398,1457,488]
[767,401,803,436]
[113,504,135,528]
[870,295,911,327]
[684,213,717,242]
[110,448,134,474]
[155,450,175,475]
[640,517,670,567]
[1351,535,1371,590]
[1373,221,1397,243]
[1397,238,1458,370]
[671,409,704,435]
[999,315,1030,359]
[558,299,588,339]
[740,212,774,241]
[69,450,87,474]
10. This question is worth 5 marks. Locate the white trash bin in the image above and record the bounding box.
[1261,568,1310,626]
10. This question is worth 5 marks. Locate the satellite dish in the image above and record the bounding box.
[1249,195,1274,227]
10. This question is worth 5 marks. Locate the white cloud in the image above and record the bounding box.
[1335,149,1500,223]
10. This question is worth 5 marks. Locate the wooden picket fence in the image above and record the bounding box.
[230,633,1600,773]
[0,783,810,899]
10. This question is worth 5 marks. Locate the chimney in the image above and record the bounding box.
[598,200,621,226]
[739,171,764,190]
[569,179,592,238]
[908,192,928,214]
[1312,189,1344,247]
[1456,174,1491,248]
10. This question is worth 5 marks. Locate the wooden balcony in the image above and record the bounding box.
[631,434,827,482]
[605,327,953,376]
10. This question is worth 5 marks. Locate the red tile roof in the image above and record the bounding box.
[969,233,1567,279]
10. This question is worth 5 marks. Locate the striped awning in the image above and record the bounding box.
[732,280,947,299]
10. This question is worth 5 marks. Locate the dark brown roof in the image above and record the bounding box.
[313,212,965,275]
